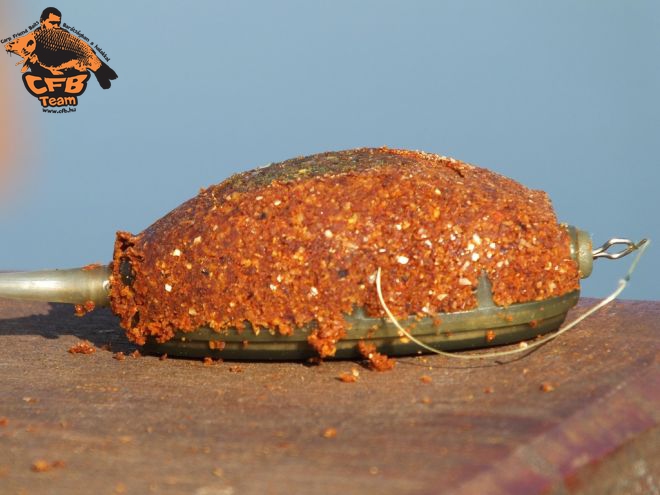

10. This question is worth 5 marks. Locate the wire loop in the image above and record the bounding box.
[593,238,648,260]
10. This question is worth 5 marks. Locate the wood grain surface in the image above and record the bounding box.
[0,297,658,495]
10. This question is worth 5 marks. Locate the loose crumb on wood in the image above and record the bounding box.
[68,340,96,354]
[31,460,65,473]
[338,368,360,382]
[358,342,396,371]
[322,427,338,439]
[540,382,555,392]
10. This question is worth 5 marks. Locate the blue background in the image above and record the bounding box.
[1,1,658,300]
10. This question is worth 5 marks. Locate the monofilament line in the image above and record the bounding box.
[375,238,649,360]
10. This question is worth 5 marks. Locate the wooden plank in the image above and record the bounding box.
[0,298,658,494]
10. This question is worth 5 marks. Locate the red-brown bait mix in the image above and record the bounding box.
[109,148,579,357]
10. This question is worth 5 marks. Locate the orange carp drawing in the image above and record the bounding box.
[4,6,117,108]
[5,25,117,89]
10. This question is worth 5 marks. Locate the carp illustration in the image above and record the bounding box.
[5,28,117,89]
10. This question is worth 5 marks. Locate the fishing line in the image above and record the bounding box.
[375,238,650,361]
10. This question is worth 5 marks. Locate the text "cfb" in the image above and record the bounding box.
[23,74,90,95]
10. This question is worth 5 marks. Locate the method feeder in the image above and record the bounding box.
[0,148,647,360]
